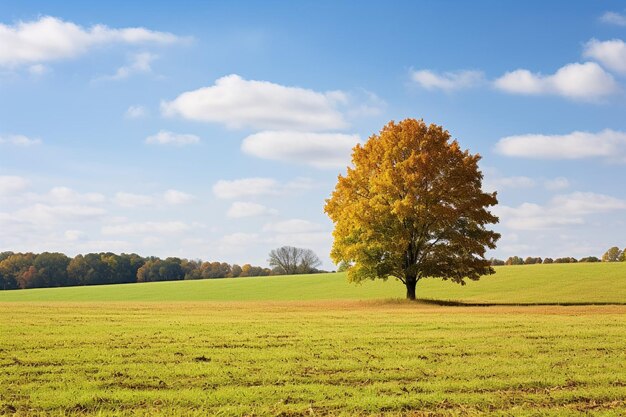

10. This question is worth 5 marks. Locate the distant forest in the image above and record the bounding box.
[490,246,626,266]
[0,251,279,290]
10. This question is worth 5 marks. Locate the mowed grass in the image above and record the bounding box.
[0,263,624,304]
[1,263,625,416]
[0,302,625,416]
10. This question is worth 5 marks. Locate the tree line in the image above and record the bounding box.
[490,246,626,266]
[0,252,275,290]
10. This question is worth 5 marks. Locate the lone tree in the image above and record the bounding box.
[602,246,621,262]
[268,246,322,275]
[325,119,500,300]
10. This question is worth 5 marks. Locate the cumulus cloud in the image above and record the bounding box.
[15,204,106,225]
[410,69,485,91]
[163,189,194,205]
[145,130,200,146]
[583,39,626,74]
[227,202,277,218]
[46,187,105,204]
[64,229,85,241]
[494,62,618,100]
[102,221,190,235]
[218,232,261,254]
[0,16,183,67]
[600,11,626,26]
[161,74,348,131]
[114,192,154,207]
[241,131,360,169]
[263,219,331,251]
[483,176,535,192]
[495,129,626,162]
[213,177,316,200]
[544,177,570,191]
[28,63,48,75]
[125,105,148,119]
[495,192,626,230]
[346,90,387,118]
[0,175,30,195]
[103,52,157,80]
[262,219,323,234]
[0,134,41,146]
[213,178,279,199]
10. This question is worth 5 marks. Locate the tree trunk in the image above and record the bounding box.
[405,275,417,300]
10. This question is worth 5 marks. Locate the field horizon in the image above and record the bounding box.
[0,262,624,305]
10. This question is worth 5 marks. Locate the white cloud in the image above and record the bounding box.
[284,177,317,192]
[227,201,277,218]
[161,74,348,131]
[114,189,193,206]
[551,192,626,215]
[241,131,360,169]
[495,192,626,230]
[495,129,626,162]
[47,187,105,204]
[220,232,259,246]
[213,178,280,199]
[163,189,194,205]
[0,16,183,67]
[494,62,618,100]
[145,130,200,146]
[218,232,261,254]
[0,134,41,146]
[410,69,485,91]
[64,229,85,241]
[263,219,323,234]
[262,219,331,252]
[103,52,157,80]
[15,204,106,225]
[114,192,154,207]
[583,39,626,74]
[213,178,277,200]
[266,231,331,248]
[600,11,626,26]
[125,105,148,119]
[0,175,30,195]
[544,177,570,191]
[213,177,316,200]
[346,90,387,118]
[28,64,48,75]
[484,176,535,192]
[102,221,190,235]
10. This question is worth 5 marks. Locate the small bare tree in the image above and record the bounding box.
[268,246,321,275]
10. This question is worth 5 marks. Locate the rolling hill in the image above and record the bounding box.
[0,262,624,304]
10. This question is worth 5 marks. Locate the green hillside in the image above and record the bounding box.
[0,263,624,303]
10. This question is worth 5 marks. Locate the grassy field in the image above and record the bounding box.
[1,263,625,416]
[0,262,625,304]
[1,302,625,416]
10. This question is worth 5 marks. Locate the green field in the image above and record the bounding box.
[1,263,625,416]
[0,263,624,304]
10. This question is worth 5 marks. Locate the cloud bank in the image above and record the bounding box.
[494,62,618,100]
[241,131,360,169]
[495,129,626,162]
[0,16,183,67]
[161,74,348,131]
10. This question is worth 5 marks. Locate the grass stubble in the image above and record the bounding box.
[1,300,625,416]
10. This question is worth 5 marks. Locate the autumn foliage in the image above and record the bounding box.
[325,119,500,299]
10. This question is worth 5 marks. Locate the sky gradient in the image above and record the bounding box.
[1,1,625,269]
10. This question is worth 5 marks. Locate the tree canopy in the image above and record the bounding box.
[602,246,622,262]
[325,119,500,299]
[268,246,322,275]
[0,252,272,290]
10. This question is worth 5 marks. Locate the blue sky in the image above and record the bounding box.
[1,1,625,269]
